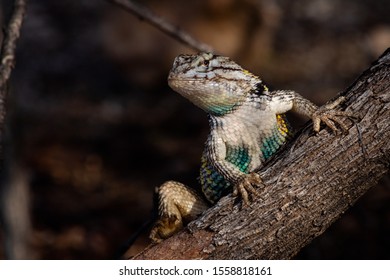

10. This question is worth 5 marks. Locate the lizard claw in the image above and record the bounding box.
[312,97,355,133]
[233,172,262,206]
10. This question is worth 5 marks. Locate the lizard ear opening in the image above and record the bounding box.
[252,81,268,96]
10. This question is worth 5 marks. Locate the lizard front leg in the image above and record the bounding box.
[269,90,353,133]
[150,181,208,242]
[205,132,262,206]
[310,96,353,132]
[232,173,263,206]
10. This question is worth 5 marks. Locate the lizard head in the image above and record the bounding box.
[168,52,259,115]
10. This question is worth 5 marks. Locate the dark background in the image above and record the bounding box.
[0,0,389,259]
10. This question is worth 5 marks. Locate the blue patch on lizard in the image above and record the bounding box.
[199,145,250,203]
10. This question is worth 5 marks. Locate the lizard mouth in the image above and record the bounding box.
[168,77,219,88]
[168,76,205,82]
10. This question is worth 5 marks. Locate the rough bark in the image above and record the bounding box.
[133,48,390,260]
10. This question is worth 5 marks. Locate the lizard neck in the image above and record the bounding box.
[206,81,267,116]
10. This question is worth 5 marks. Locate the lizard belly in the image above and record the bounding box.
[200,112,289,203]
[200,153,232,203]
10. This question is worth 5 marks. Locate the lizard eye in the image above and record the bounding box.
[202,60,209,67]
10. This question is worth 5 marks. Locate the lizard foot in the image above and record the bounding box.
[150,181,209,242]
[233,172,263,207]
[150,214,182,243]
[312,96,355,133]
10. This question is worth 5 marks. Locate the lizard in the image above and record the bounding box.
[149,52,351,242]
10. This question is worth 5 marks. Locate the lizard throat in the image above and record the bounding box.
[168,78,244,116]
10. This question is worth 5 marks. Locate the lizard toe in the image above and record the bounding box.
[233,172,263,206]
[312,108,354,133]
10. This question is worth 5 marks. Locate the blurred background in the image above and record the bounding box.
[0,0,389,259]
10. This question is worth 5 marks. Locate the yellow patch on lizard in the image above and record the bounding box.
[276,114,291,137]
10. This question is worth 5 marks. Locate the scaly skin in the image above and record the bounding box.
[150,52,351,242]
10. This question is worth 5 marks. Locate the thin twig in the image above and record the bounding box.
[0,0,29,259]
[0,0,27,127]
[107,0,215,53]
[0,0,27,88]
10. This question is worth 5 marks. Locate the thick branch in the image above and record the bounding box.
[134,48,390,260]
[107,0,214,53]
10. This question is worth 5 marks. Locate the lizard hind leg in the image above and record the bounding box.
[150,181,209,243]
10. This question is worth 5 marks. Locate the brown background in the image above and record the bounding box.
[0,0,389,259]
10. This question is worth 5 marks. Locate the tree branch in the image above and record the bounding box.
[133,48,390,259]
[0,0,29,259]
[106,0,215,53]
[0,0,27,129]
